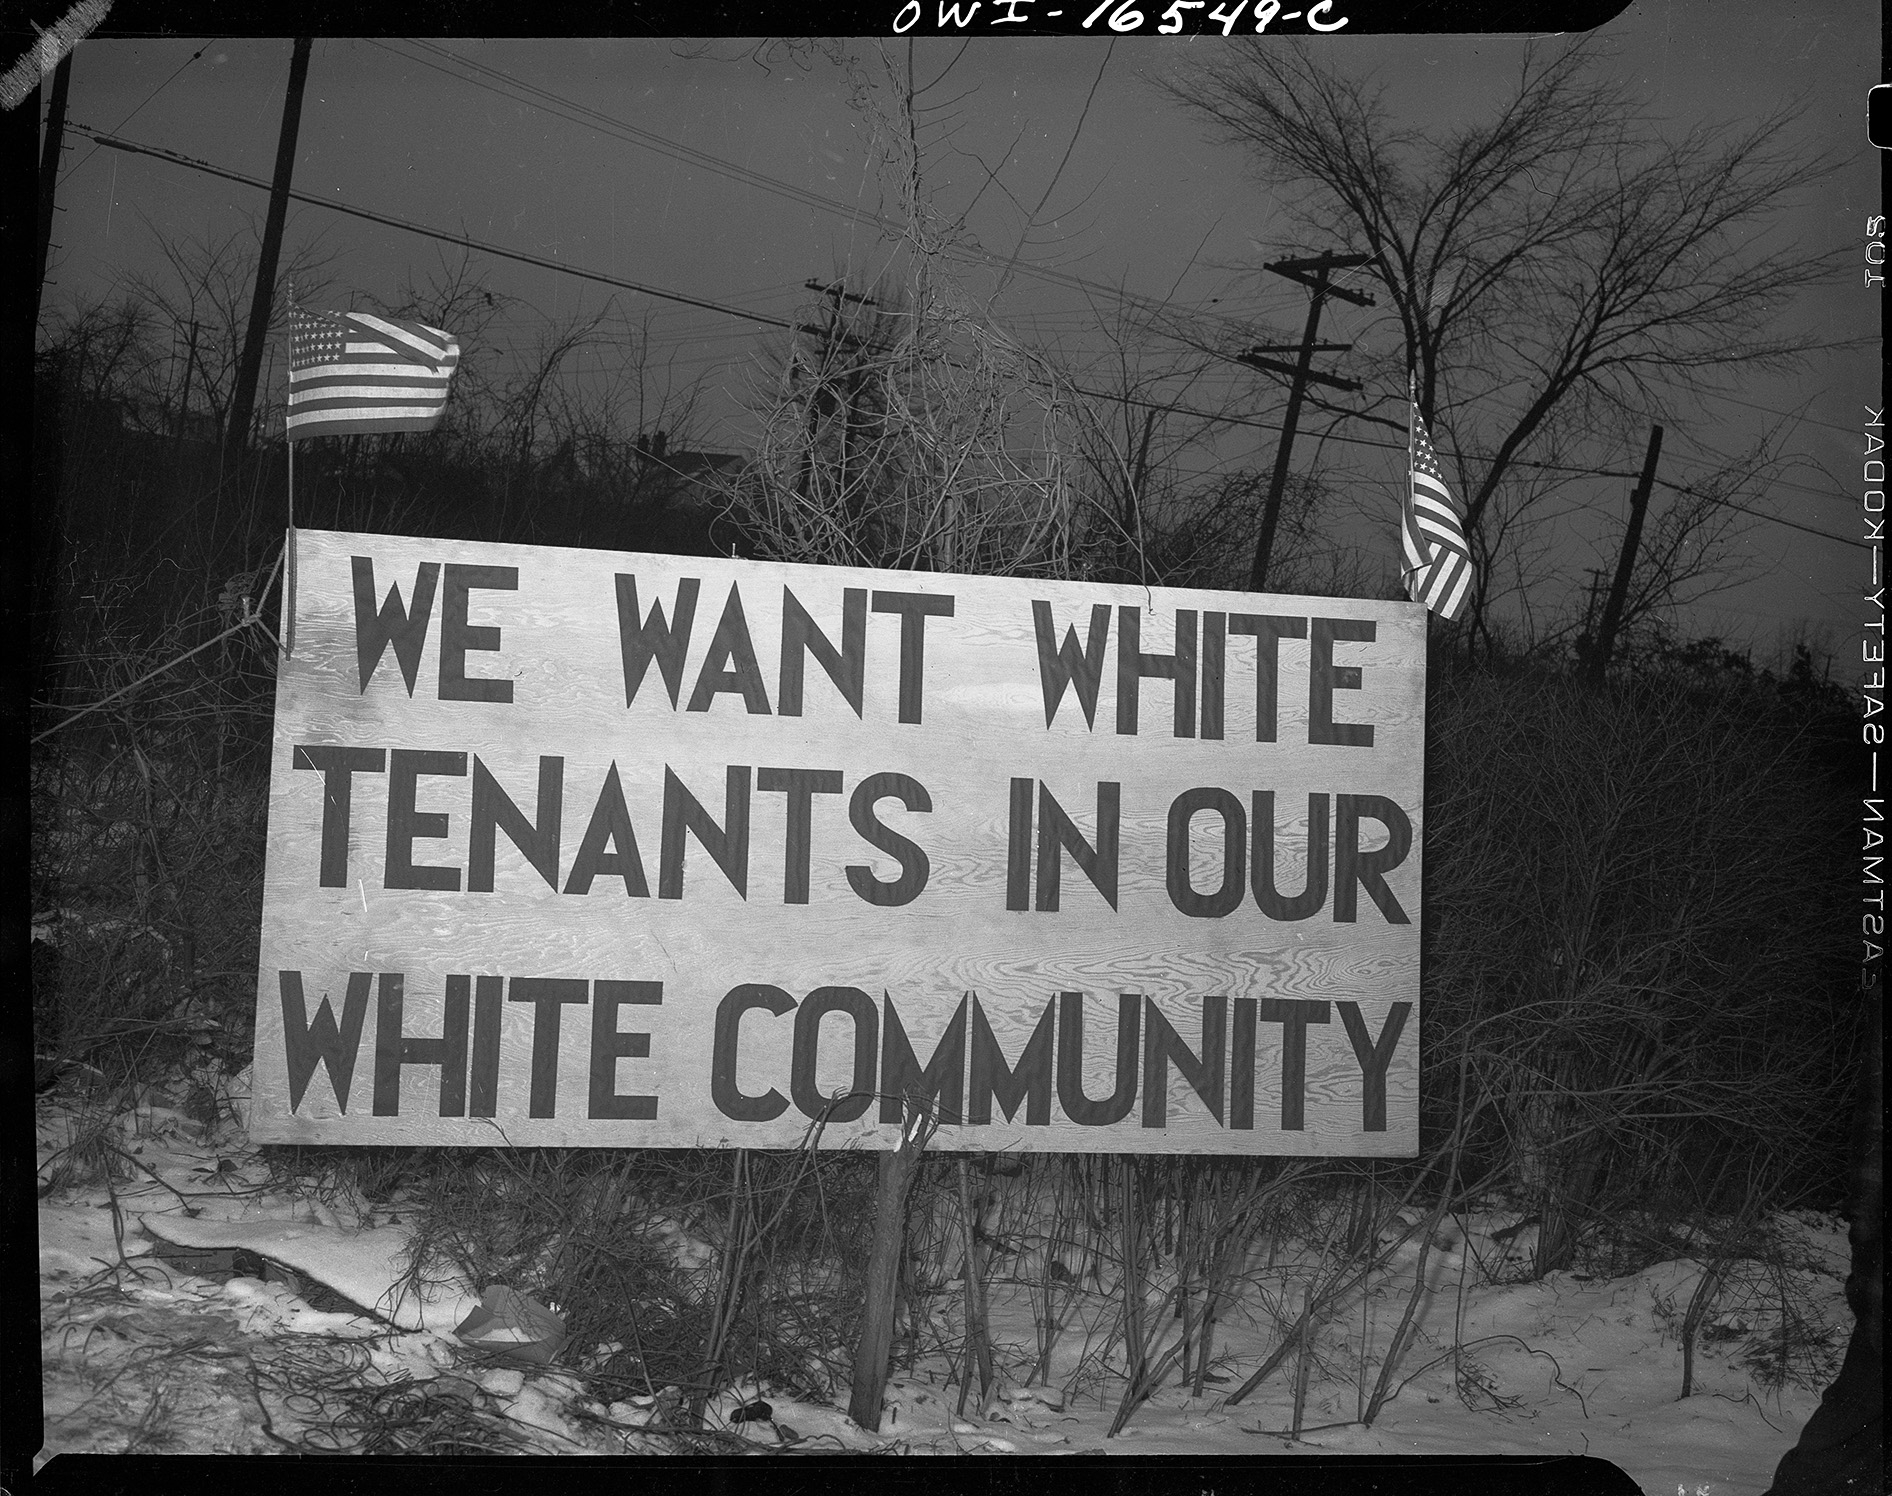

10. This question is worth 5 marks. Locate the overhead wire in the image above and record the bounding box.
[1689,385,1876,442]
[78,38,1865,460]
[67,121,807,336]
[62,40,220,179]
[66,122,1862,552]
[370,37,1238,336]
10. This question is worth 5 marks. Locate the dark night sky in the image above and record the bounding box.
[32,2,1883,663]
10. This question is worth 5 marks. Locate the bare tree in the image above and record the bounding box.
[123,216,332,448]
[1161,41,1842,641]
[1424,668,1855,1276]
[37,296,169,431]
[1049,299,1256,587]
[723,44,1082,579]
[316,279,706,550]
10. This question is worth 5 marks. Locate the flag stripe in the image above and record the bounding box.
[291,401,450,420]
[347,312,453,364]
[1402,383,1474,622]
[287,307,460,441]
[288,413,449,437]
[297,349,461,374]
[290,380,453,398]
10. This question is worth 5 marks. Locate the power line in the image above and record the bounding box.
[63,41,221,179]
[1690,385,1874,441]
[370,38,1234,337]
[76,90,1839,483]
[70,121,1290,421]
[1647,478,1865,548]
[85,40,1867,511]
[70,123,1866,554]
[69,122,806,336]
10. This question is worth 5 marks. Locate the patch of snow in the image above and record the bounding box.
[35,1085,1851,1484]
[136,1212,478,1333]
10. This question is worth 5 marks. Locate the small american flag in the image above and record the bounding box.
[1402,377,1473,621]
[286,309,459,440]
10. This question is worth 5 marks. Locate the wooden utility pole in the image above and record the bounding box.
[1587,424,1664,683]
[224,37,312,464]
[35,52,73,326]
[1238,252,1374,592]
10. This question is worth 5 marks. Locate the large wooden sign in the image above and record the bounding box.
[252,529,1425,1153]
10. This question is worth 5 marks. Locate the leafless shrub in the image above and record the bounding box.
[1422,666,1856,1277]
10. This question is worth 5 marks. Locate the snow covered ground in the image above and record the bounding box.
[32,1072,1850,1492]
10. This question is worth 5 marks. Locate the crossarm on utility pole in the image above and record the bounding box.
[1240,252,1373,593]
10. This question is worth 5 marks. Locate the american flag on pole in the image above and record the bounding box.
[286,309,459,440]
[1402,376,1473,621]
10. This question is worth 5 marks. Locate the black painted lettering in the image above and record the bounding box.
[1200,612,1226,739]
[967,995,1055,1126]
[564,763,650,897]
[351,556,438,696]
[659,765,751,900]
[846,772,932,906]
[384,749,467,891]
[880,993,968,1125]
[1032,600,1111,728]
[1116,607,1197,738]
[1253,791,1330,921]
[1230,997,1257,1130]
[372,972,469,1117]
[1333,794,1412,924]
[712,983,795,1122]
[687,583,772,714]
[469,974,503,1118]
[615,574,700,708]
[1256,998,1330,1131]
[291,745,386,888]
[1036,781,1120,912]
[1228,614,1306,742]
[780,586,866,717]
[1166,787,1245,918]
[758,767,845,903]
[469,755,563,892]
[589,980,662,1120]
[1005,777,1033,911]
[1055,992,1139,1126]
[509,977,589,1119]
[438,564,517,703]
[1141,996,1227,1127]
[1338,1000,1410,1132]
[790,986,878,1122]
[1308,617,1375,746]
[870,590,954,724]
[279,970,371,1113]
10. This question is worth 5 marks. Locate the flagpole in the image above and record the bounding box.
[1405,368,1419,608]
[286,434,296,658]
[284,278,298,659]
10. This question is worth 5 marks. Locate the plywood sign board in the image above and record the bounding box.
[252,529,1426,1154]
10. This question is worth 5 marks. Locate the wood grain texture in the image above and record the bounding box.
[252,529,1425,1154]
